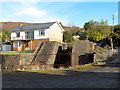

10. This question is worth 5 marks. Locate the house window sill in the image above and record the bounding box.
[38,35,45,36]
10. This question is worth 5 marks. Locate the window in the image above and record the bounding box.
[39,30,45,36]
[13,41,21,48]
[25,31,34,39]
[16,32,20,37]
[13,41,18,48]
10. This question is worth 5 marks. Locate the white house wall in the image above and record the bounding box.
[34,29,49,39]
[11,31,25,40]
[20,31,25,39]
[11,32,16,37]
[49,23,63,42]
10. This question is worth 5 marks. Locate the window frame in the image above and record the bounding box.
[38,30,45,36]
[16,32,20,37]
[13,41,21,48]
[13,41,18,48]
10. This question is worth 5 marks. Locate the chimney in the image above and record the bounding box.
[19,23,23,27]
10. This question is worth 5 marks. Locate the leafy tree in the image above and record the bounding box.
[114,25,120,34]
[84,20,111,42]
[90,32,102,41]
[76,31,87,40]
[0,32,7,41]
[110,25,120,46]
[63,31,74,43]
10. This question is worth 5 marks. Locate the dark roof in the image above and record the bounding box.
[11,22,56,32]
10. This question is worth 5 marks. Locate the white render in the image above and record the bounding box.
[11,22,64,42]
[34,29,49,39]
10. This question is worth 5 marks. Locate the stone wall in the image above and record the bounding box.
[1,41,59,71]
[72,40,94,67]
[1,40,113,71]
[2,55,20,71]
[20,53,35,65]
[32,41,59,69]
[94,45,112,63]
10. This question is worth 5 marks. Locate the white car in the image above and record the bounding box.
[25,47,30,51]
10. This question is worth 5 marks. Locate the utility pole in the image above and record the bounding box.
[111,15,115,52]
[112,15,115,33]
[0,23,2,51]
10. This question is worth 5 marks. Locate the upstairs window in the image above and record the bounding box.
[16,32,20,37]
[39,30,45,36]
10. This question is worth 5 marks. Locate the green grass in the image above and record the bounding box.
[1,51,34,55]
[18,63,97,73]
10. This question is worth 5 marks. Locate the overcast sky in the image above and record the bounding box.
[0,0,119,28]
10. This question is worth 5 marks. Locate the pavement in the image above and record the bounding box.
[110,47,120,64]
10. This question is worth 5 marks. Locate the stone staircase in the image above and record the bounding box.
[31,41,59,69]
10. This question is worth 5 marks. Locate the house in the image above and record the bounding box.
[10,21,65,51]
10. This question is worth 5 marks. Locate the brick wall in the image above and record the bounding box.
[11,41,13,51]
[21,41,25,51]
[31,39,49,50]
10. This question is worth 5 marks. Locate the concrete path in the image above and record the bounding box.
[110,47,120,64]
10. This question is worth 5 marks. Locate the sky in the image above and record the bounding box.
[0,0,119,28]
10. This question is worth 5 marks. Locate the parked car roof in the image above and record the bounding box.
[11,22,56,32]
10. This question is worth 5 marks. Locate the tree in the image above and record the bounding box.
[114,25,120,34]
[0,32,7,42]
[84,20,111,42]
[76,31,87,40]
[63,31,74,43]
[110,25,120,46]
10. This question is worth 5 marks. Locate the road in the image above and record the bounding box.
[2,64,120,88]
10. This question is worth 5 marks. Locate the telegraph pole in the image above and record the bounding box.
[0,23,2,51]
[112,15,115,33]
[111,15,115,52]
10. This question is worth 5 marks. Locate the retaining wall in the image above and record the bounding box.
[94,45,112,63]
[2,55,20,71]
[72,40,94,67]
[1,40,113,71]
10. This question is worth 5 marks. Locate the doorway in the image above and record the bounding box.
[25,41,28,48]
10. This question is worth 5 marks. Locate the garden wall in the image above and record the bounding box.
[94,45,112,63]
[2,55,20,71]
[2,41,59,71]
[72,40,94,67]
[32,41,59,69]
[1,40,113,71]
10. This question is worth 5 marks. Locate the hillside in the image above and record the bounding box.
[1,22,41,33]
[1,22,84,33]
[63,26,84,32]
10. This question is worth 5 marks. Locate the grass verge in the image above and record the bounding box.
[2,63,106,75]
